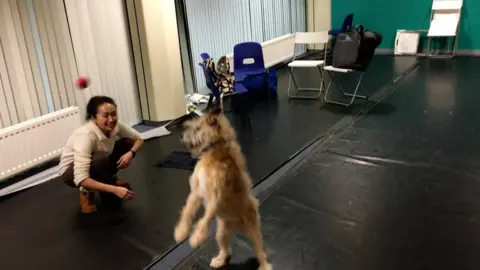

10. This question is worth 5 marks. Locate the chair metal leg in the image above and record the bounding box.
[220,93,225,110]
[287,66,324,100]
[324,71,368,107]
[427,36,457,59]
[239,112,252,131]
[206,94,214,109]
[264,71,271,101]
[427,36,433,57]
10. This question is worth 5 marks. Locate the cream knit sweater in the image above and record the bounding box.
[58,120,142,186]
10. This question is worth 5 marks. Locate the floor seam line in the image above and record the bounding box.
[148,60,421,270]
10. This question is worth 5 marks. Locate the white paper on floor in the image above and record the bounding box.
[0,166,59,197]
[141,125,172,140]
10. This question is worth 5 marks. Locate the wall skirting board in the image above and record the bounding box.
[306,48,480,57]
[375,48,480,56]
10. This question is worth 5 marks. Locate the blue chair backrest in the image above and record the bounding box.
[342,13,354,32]
[198,62,221,99]
[233,42,265,72]
[200,53,211,61]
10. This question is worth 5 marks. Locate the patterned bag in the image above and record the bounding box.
[203,56,235,94]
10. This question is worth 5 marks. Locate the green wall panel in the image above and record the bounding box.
[332,0,478,50]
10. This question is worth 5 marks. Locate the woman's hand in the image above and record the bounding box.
[113,186,135,200]
[117,151,133,169]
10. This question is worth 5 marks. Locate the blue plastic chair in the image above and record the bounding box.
[233,42,267,82]
[199,53,214,91]
[329,13,354,35]
[198,61,252,130]
[200,52,210,61]
[233,42,271,101]
[198,62,248,101]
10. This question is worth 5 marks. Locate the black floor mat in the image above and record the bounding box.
[0,56,417,270]
[171,57,480,270]
[157,151,198,171]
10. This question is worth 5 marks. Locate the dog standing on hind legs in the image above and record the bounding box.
[173,108,272,270]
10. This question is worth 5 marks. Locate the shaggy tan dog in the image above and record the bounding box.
[173,108,272,270]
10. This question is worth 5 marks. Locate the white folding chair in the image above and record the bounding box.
[426,0,463,59]
[323,64,368,107]
[287,31,329,99]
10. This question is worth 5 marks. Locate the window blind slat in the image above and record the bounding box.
[185,0,306,93]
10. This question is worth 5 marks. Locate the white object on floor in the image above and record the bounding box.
[189,93,209,104]
[395,30,421,55]
[140,125,172,140]
[0,166,60,197]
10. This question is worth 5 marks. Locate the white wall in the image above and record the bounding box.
[0,0,142,128]
[127,0,186,122]
[307,0,332,50]
[0,0,50,128]
[64,0,142,125]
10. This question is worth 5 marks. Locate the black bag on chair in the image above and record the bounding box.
[356,29,382,71]
[332,25,383,71]
[332,25,363,69]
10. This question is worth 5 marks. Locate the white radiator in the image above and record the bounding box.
[226,33,296,71]
[0,106,82,182]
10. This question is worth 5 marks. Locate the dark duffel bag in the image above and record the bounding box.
[356,30,382,71]
[332,25,363,69]
[332,25,382,71]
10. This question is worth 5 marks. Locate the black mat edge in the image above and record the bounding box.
[144,59,421,270]
[156,151,197,171]
[0,158,60,191]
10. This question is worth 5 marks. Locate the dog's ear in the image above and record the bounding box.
[211,107,222,115]
[206,107,222,126]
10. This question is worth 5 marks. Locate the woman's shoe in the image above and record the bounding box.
[79,190,97,214]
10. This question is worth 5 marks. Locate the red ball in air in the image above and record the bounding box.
[75,76,89,89]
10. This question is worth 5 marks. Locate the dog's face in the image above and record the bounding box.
[181,108,236,155]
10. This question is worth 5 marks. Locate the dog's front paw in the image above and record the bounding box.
[174,223,191,243]
[209,254,228,269]
[189,226,208,248]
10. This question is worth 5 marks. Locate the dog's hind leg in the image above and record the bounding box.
[210,218,233,268]
[189,199,218,248]
[242,206,272,270]
[174,191,201,243]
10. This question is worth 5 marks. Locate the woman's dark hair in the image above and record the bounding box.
[85,95,116,121]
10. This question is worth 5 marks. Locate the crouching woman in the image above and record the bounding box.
[58,96,144,213]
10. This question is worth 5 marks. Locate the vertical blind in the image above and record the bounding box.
[0,0,48,127]
[184,0,306,93]
[0,0,141,129]
[64,0,142,126]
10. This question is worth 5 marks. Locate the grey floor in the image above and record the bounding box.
[150,55,419,269]
[0,55,418,270]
